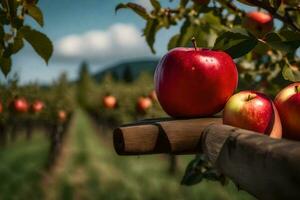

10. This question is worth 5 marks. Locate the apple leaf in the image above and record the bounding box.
[213,32,258,59]
[279,30,300,41]
[10,31,24,54]
[282,63,300,82]
[143,19,159,54]
[181,154,227,186]
[0,57,12,77]
[26,5,44,27]
[265,32,300,54]
[167,18,193,50]
[20,26,53,64]
[168,34,180,50]
[177,18,194,46]
[115,3,150,20]
[150,0,161,11]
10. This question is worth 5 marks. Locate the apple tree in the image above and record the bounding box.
[0,0,52,76]
[116,0,300,95]
[116,0,300,187]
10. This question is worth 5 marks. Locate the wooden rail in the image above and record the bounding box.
[113,118,300,199]
[113,117,222,155]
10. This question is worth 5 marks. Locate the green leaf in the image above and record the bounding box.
[0,57,12,77]
[265,32,300,54]
[176,18,194,47]
[279,30,300,41]
[143,19,159,54]
[10,31,24,54]
[213,32,258,58]
[181,154,225,186]
[181,155,206,186]
[168,34,180,50]
[282,63,300,82]
[26,5,44,27]
[150,0,161,10]
[115,3,150,20]
[20,26,53,64]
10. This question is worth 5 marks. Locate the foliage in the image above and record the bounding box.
[181,154,227,186]
[77,61,96,107]
[0,73,75,126]
[0,0,52,76]
[116,0,300,91]
[83,72,166,127]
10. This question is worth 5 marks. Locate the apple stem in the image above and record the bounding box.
[191,37,197,51]
[295,85,299,93]
[247,94,251,101]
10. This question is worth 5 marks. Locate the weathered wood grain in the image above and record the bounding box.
[203,124,300,200]
[113,117,221,155]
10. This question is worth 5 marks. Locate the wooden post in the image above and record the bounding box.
[113,118,300,199]
[113,117,222,155]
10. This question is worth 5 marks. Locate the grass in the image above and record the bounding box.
[0,131,49,200]
[47,109,256,200]
[0,110,256,200]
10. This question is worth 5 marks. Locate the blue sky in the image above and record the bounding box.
[0,0,181,84]
[0,0,259,84]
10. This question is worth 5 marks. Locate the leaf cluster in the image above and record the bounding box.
[0,0,53,76]
[116,0,300,85]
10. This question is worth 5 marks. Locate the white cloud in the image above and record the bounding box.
[55,23,152,63]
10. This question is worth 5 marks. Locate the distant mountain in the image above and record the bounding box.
[93,59,159,82]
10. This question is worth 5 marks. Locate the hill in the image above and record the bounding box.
[93,59,159,82]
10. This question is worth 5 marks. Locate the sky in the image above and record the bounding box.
[0,0,257,84]
[0,0,181,84]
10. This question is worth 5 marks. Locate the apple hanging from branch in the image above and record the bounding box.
[242,11,273,38]
[57,110,67,123]
[154,38,238,117]
[223,91,282,138]
[103,95,117,109]
[10,97,29,113]
[31,100,45,113]
[136,96,152,114]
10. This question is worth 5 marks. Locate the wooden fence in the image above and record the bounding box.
[113,117,300,199]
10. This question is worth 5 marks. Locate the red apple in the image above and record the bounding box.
[243,11,273,38]
[148,90,157,101]
[137,97,152,113]
[223,91,282,138]
[10,97,29,113]
[31,100,44,113]
[103,95,117,109]
[154,47,238,118]
[58,110,67,122]
[275,83,300,140]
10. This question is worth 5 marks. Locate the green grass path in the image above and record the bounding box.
[45,109,255,200]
